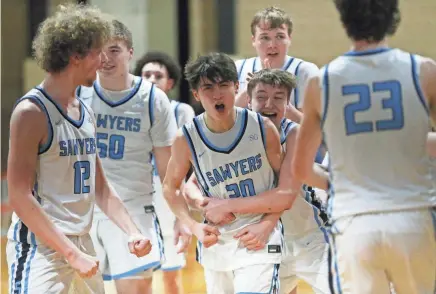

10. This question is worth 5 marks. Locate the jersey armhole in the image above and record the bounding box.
[148,84,156,126]
[174,101,181,127]
[237,59,247,80]
[410,54,430,115]
[256,113,267,150]
[320,64,330,128]
[14,96,54,154]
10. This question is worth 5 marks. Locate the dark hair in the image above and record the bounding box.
[247,69,297,100]
[184,52,238,90]
[133,51,181,86]
[111,19,133,49]
[251,6,293,36]
[334,0,400,42]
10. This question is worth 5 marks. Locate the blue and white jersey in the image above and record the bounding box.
[78,76,177,219]
[183,107,283,270]
[8,86,97,244]
[279,118,328,241]
[235,55,319,109]
[321,48,436,221]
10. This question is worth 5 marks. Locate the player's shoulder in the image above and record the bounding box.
[295,58,319,74]
[11,93,49,130]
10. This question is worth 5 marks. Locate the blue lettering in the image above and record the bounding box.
[239,159,249,175]
[206,171,217,187]
[59,138,97,156]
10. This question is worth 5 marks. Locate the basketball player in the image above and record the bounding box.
[235,6,326,162]
[133,51,196,294]
[292,0,436,293]
[77,21,182,294]
[163,52,283,294]
[6,5,151,294]
[235,7,319,123]
[201,69,330,294]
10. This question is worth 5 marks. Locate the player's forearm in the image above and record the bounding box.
[95,183,141,236]
[163,184,197,229]
[183,178,205,210]
[226,187,297,214]
[9,191,78,259]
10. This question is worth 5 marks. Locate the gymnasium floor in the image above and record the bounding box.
[1,235,313,293]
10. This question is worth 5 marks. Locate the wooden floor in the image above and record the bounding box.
[1,235,312,294]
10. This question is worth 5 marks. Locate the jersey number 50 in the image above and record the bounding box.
[343,80,404,136]
[97,133,125,160]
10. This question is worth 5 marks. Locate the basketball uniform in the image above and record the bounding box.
[183,107,282,294]
[321,48,436,294]
[7,87,104,294]
[277,118,330,294]
[236,56,325,163]
[152,100,195,271]
[78,76,178,280]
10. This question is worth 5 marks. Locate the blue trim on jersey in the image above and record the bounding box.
[161,265,183,272]
[103,261,161,280]
[280,120,294,145]
[194,108,248,154]
[343,47,392,56]
[410,54,429,115]
[152,210,165,261]
[76,85,82,97]
[303,190,329,243]
[93,76,142,108]
[182,126,211,196]
[149,84,156,126]
[326,148,335,220]
[14,95,54,154]
[293,61,304,107]
[321,64,330,128]
[173,101,181,127]
[257,113,267,149]
[35,86,85,128]
[238,59,247,80]
[327,233,343,294]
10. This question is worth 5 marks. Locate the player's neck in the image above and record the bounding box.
[41,73,77,107]
[204,108,237,133]
[351,39,389,52]
[98,72,134,91]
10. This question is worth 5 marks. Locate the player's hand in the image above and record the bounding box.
[245,58,271,84]
[173,218,192,253]
[234,221,274,251]
[201,198,236,226]
[128,234,152,257]
[191,222,220,248]
[66,250,100,279]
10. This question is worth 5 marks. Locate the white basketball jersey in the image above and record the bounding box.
[8,87,97,244]
[278,119,328,240]
[78,76,177,218]
[321,48,436,221]
[183,107,283,270]
[236,56,318,108]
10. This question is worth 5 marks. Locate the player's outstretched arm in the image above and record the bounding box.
[292,76,329,186]
[7,100,80,260]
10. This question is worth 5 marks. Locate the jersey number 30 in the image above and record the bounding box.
[226,178,256,198]
[343,80,404,136]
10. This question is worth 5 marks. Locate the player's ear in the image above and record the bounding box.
[128,47,134,60]
[192,89,200,102]
[167,79,175,92]
[234,81,239,94]
[251,34,256,48]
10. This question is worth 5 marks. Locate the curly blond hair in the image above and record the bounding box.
[32,3,112,73]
